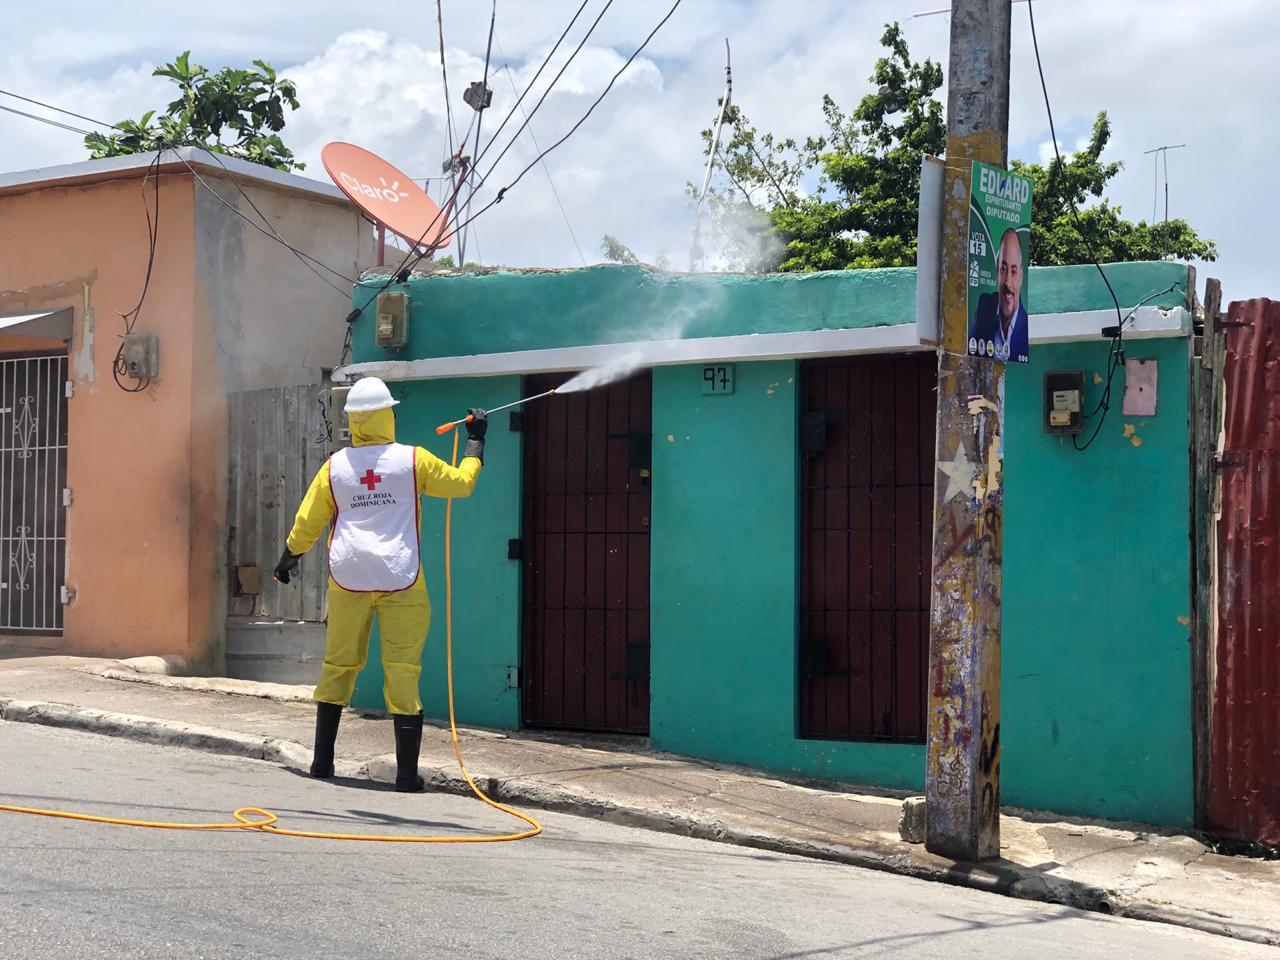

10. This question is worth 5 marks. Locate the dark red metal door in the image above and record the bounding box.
[1211,298,1280,848]
[521,372,651,734]
[799,354,936,742]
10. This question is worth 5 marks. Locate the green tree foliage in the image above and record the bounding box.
[600,234,671,270]
[600,234,640,264]
[84,51,303,171]
[1010,113,1216,264]
[696,23,1214,272]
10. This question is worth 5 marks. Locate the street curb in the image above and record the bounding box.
[84,665,315,703]
[1,696,1274,948]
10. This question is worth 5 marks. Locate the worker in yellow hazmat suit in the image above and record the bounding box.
[273,377,486,792]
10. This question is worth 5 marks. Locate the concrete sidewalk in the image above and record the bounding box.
[1,655,1276,947]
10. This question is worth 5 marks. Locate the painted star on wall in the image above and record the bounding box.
[937,439,978,504]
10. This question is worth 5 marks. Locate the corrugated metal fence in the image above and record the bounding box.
[1211,298,1280,848]
[227,383,332,623]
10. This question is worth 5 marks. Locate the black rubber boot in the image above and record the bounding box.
[310,702,343,779]
[393,712,427,793]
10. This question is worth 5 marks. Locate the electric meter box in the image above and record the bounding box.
[1044,370,1084,435]
[121,332,159,379]
[375,291,408,349]
[329,386,352,448]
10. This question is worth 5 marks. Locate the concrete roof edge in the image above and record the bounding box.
[0,147,351,205]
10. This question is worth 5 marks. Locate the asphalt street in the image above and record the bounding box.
[0,724,1271,960]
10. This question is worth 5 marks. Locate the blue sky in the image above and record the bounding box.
[1,1,1272,301]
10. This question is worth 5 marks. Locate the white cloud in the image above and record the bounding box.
[0,0,1275,299]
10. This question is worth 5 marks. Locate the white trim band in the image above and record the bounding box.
[334,305,1190,383]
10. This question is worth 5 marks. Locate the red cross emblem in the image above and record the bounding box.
[358,468,383,491]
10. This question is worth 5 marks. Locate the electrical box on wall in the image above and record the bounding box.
[375,291,408,349]
[329,386,352,447]
[121,332,159,379]
[1044,370,1084,435]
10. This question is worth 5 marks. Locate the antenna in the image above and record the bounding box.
[690,38,732,272]
[1142,143,1186,224]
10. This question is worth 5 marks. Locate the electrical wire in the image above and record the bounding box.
[451,0,616,212]
[437,0,459,178]
[499,57,587,266]
[340,0,599,325]
[112,149,163,392]
[0,88,103,127]
[0,91,358,299]
[0,101,92,136]
[458,1,497,267]
[1070,282,1182,450]
[394,0,683,282]
[1027,0,1130,452]
[175,147,357,297]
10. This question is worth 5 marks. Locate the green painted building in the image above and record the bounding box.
[343,261,1196,827]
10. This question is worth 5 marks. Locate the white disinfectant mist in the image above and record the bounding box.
[553,286,729,394]
[554,349,649,393]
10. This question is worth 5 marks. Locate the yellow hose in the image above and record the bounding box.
[0,428,542,844]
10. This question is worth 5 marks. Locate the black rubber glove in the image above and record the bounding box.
[274,548,301,584]
[464,408,487,463]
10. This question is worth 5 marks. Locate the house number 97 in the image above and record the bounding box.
[701,364,735,395]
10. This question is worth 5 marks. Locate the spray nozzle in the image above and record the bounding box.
[434,389,557,436]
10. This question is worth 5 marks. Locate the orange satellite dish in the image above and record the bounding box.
[321,142,453,251]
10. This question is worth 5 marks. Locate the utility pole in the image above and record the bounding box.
[924,0,1011,862]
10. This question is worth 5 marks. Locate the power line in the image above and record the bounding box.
[0,101,93,136]
[0,91,358,298]
[459,0,498,266]
[498,55,587,267]
[0,87,104,127]
[435,0,686,258]
[1026,0,1127,453]
[391,0,682,285]
[459,0,616,207]
[175,148,357,298]
[341,0,600,325]
[436,0,459,171]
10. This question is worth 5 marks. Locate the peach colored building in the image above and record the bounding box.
[0,149,372,669]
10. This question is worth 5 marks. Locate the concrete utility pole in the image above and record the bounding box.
[924,0,1011,861]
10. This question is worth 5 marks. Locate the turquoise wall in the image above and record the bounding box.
[347,261,1195,826]
[350,376,523,730]
[351,261,1188,362]
[644,344,1194,824]
[1002,338,1194,824]
[649,360,926,787]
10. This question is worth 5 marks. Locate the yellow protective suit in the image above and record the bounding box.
[285,407,481,714]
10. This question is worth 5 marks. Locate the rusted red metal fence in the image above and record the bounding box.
[1211,298,1280,848]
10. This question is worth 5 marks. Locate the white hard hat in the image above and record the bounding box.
[345,377,400,413]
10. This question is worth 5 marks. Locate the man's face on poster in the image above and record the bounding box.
[997,230,1023,325]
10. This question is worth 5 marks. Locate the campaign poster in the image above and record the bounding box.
[966,161,1033,363]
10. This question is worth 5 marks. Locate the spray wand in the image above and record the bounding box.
[435,388,557,435]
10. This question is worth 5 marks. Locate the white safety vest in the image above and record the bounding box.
[327,443,420,592]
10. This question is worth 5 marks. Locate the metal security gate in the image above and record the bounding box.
[799,354,936,742]
[0,355,69,634]
[520,372,652,734]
